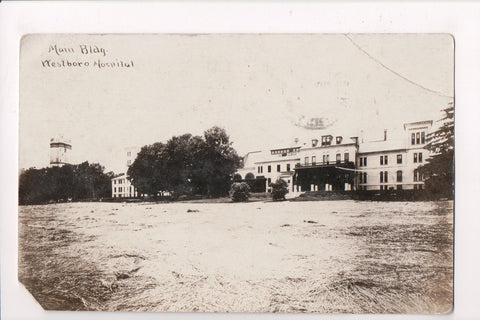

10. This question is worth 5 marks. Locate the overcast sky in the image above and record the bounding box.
[19,34,453,173]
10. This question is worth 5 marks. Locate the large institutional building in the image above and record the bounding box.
[236,120,432,194]
[111,146,140,198]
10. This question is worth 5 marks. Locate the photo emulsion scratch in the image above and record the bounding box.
[18,34,454,313]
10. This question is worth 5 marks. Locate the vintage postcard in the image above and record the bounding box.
[18,34,454,313]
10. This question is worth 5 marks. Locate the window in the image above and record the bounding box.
[416,132,420,144]
[414,169,423,182]
[325,155,330,164]
[344,153,349,162]
[305,157,309,165]
[364,157,367,166]
[268,165,271,173]
[114,180,117,184]
[419,152,423,163]
[119,187,122,192]
[277,164,281,172]
[385,171,388,183]
[127,151,131,156]
[312,139,318,147]
[258,166,263,174]
[411,133,416,145]
[359,173,362,184]
[397,170,403,182]
[380,171,384,183]
[336,153,341,164]
[421,131,426,144]
[267,178,271,184]
[336,136,343,144]
[323,155,327,164]
[127,160,131,165]
[397,154,402,164]
[381,155,388,165]
[414,153,418,163]
[321,135,332,146]
[359,172,367,184]
[312,156,316,165]
[114,187,116,192]
[287,164,291,171]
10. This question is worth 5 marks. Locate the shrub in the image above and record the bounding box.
[229,182,250,202]
[245,172,255,180]
[271,178,289,201]
[232,173,242,182]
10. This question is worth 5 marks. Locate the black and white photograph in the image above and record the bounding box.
[17,33,454,313]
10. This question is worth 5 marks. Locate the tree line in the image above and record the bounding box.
[19,162,113,205]
[127,126,241,199]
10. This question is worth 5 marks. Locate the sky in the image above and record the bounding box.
[19,34,454,173]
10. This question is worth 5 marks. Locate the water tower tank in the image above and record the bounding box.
[50,136,72,167]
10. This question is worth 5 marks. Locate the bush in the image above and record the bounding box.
[271,178,289,201]
[229,182,250,202]
[245,172,255,180]
[232,173,242,182]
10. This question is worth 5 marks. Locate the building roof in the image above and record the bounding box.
[358,139,406,154]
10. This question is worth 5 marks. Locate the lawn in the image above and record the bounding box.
[18,200,453,313]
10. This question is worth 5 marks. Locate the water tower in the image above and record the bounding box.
[50,136,72,167]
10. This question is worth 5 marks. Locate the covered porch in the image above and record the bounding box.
[292,162,355,192]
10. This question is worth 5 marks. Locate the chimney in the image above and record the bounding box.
[384,129,387,141]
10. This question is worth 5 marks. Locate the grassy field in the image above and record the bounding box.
[18,200,453,313]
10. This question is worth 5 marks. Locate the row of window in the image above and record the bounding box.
[358,169,424,185]
[113,186,134,193]
[303,153,350,165]
[360,184,422,191]
[411,131,426,145]
[259,163,293,173]
[113,179,125,184]
[270,147,299,156]
[380,171,403,183]
[360,153,422,167]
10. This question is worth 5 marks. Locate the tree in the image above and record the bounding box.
[420,103,454,199]
[128,126,241,199]
[232,173,242,182]
[229,182,250,202]
[271,178,289,201]
[127,143,168,197]
[245,172,255,180]
[19,162,112,205]
[201,127,241,197]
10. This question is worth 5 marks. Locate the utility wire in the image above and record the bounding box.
[344,34,454,99]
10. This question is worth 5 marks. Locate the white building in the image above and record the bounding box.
[236,120,432,193]
[356,120,432,191]
[111,146,140,198]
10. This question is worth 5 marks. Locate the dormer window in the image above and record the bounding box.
[312,139,318,147]
[321,135,333,146]
[336,136,343,144]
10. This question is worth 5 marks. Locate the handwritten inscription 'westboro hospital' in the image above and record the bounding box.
[41,44,134,69]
